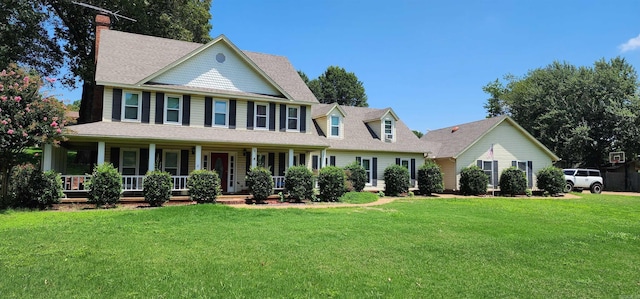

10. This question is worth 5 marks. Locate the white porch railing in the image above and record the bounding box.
[60,175,189,192]
[273,176,285,190]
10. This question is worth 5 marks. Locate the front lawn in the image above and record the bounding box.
[1,194,639,297]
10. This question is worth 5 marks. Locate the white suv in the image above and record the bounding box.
[563,169,603,194]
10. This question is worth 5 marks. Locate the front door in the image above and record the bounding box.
[211,153,228,193]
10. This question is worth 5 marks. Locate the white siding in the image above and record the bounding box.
[153,42,281,96]
[454,121,555,190]
[368,120,382,139]
[102,87,113,121]
[190,96,205,127]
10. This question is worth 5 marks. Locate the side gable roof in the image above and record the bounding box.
[95,30,318,103]
[364,108,399,122]
[311,103,347,118]
[312,104,425,154]
[421,115,559,161]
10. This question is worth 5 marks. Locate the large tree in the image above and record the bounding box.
[483,57,640,168]
[2,0,212,122]
[0,64,67,204]
[305,66,368,107]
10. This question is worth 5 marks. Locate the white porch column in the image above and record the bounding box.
[288,148,294,167]
[251,147,257,168]
[97,141,105,165]
[194,145,202,170]
[148,143,156,171]
[42,144,53,171]
[320,149,327,168]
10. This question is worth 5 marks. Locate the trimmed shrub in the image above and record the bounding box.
[34,170,63,209]
[285,166,314,202]
[246,167,273,203]
[383,164,410,196]
[187,169,221,203]
[8,164,62,209]
[344,162,366,192]
[536,166,565,195]
[459,166,489,195]
[499,167,527,196]
[143,170,172,207]
[417,161,444,195]
[86,163,122,207]
[318,166,345,202]
[8,163,37,208]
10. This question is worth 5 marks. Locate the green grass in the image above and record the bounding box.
[339,191,379,204]
[1,194,640,298]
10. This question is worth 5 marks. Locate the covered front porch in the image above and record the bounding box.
[47,141,329,195]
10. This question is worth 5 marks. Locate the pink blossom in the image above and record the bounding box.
[22,131,27,137]
[43,117,47,121]
[51,121,58,127]
[56,128,61,133]
[0,96,6,101]
[25,107,30,112]
[23,77,29,84]
[45,77,56,83]
[1,120,7,125]
[7,129,13,135]
[14,96,21,102]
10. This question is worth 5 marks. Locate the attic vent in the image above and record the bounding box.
[216,53,226,63]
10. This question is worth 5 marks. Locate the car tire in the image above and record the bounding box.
[590,183,603,194]
[564,181,574,193]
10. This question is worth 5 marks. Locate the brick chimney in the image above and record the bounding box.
[94,14,110,62]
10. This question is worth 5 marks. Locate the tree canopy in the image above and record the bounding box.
[302,66,368,107]
[483,57,640,168]
[2,0,213,122]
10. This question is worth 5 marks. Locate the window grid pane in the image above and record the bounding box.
[167,97,180,109]
[166,110,179,122]
[125,93,139,106]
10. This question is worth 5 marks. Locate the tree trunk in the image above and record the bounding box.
[1,167,9,208]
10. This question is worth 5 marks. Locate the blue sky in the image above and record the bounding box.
[53,0,640,133]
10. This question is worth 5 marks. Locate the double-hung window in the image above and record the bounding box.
[330,115,340,137]
[480,160,494,187]
[121,149,138,175]
[214,100,228,126]
[384,119,394,141]
[287,106,299,130]
[164,95,182,124]
[123,91,141,121]
[163,151,179,175]
[255,104,268,129]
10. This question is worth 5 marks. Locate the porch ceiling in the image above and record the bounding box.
[65,122,329,149]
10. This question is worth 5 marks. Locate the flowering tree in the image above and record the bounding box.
[0,64,66,204]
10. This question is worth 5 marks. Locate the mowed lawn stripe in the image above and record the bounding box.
[1,194,639,298]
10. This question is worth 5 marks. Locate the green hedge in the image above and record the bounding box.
[459,166,488,195]
[8,164,62,209]
[536,166,565,195]
[246,167,273,203]
[285,166,314,202]
[187,169,221,203]
[86,163,122,207]
[318,166,345,202]
[417,161,444,195]
[344,162,366,192]
[143,170,172,207]
[384,164,410,196]
[499,167,527,196]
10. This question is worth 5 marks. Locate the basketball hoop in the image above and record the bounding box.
[609,151,625,164]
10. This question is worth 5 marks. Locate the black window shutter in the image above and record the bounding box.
[300,106,307,133]
[330,156,336,166]
[269,103,276,131]
[527,161,533,188]
[372,157,378,186]
[204,97,212,127]
[512,161,517,167]
[155,92,164,124]
[139,148,149,175]
[477,160,482,168]
[229,100,236,129]
[299,153,306,166]
[268,153,275,175]
[279,104,287,131]
[492,161,499,187]
[396,158,401,165]
[110,147,120,171]
[245,152,251,174]
[247,101,254,130]
[142,91,150,123]
[356,156,362,165]
[411,159,416,180]
[182,95,191,126]
[312,155,319,170]
[112,89,122,121]
[180,150,189,175]
[278,153,286,176]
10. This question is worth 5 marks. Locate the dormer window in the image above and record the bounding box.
[384,119,394,141]
[164,95,182,124]
[122,91,141,121]
[330,115,340,137]
[287,106,299,131]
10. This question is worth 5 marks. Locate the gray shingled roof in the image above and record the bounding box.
[66,122,328,148]
[95,30,318,103]
[311,104,426,154]
[421,116,506,158]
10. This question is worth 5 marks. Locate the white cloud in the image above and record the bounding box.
[619,34,640,52]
